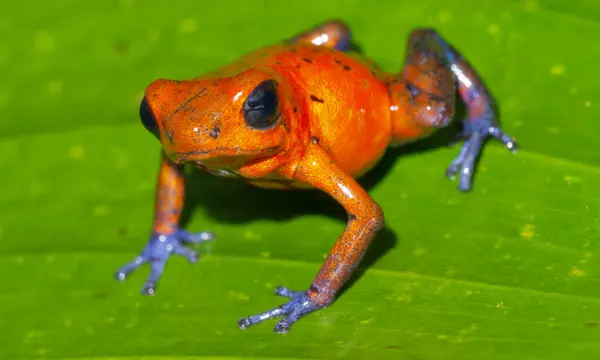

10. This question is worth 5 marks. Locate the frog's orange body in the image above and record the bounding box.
[235,43,392,183]
[116,20,518,334]
[145,43,395,188]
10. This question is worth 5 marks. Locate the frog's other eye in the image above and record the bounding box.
[243,80,281,130]
[140,96,160,139]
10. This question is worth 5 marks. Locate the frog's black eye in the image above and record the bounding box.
[140,96,160,139]
[243,80,281,130]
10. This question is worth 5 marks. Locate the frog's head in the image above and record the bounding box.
[140,69,291,169]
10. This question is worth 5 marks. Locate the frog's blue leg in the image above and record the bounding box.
[398,29,518,191]
[287,19,352,51]
[114,152,215,295]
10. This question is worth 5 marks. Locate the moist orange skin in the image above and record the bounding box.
[146,41,392,297]
[146,45,395,180]
[145,43,391,304]
[135,20,517,331]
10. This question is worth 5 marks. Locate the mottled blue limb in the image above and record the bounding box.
[435,32,517,190]
[407,29,518,191]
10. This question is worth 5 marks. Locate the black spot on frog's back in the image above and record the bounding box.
[309,94,324,103]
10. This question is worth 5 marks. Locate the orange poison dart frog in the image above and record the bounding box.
[115,20,518,334]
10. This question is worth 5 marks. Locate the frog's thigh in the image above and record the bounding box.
[388,29,457,144]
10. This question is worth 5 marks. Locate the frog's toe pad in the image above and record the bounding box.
[141,281,157,296]
[179,230,216,244]
[114,256,146,282]
[238,286,325,334]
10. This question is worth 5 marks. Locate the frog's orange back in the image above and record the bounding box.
[237,44,393,178]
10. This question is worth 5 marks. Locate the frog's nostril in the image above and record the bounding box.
[139,96,160,139]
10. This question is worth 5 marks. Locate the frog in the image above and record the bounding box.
[114,19,518,334]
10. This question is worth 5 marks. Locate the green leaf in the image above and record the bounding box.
[2,0,600,359]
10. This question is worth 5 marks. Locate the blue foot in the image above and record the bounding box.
[446,116,518,192]
[114,229,215,295]
[237,286,326,334]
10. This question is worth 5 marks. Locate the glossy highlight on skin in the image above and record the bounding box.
[114,19,519,333]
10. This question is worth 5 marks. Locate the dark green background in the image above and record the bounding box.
[1,0,599,359]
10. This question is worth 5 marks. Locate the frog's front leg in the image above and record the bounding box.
[114,151,215,295]
[287,19,352,51]
[238,143,384,333]
[391,29,518,191]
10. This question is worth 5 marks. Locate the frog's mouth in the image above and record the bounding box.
[170,145,282,165]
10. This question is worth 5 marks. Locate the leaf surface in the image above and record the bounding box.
[1,0,599,359]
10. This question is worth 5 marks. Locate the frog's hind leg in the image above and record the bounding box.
[388,29,518,191]
[287,19,352,51]
[387,29,457,146]
[431,31,517,189]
